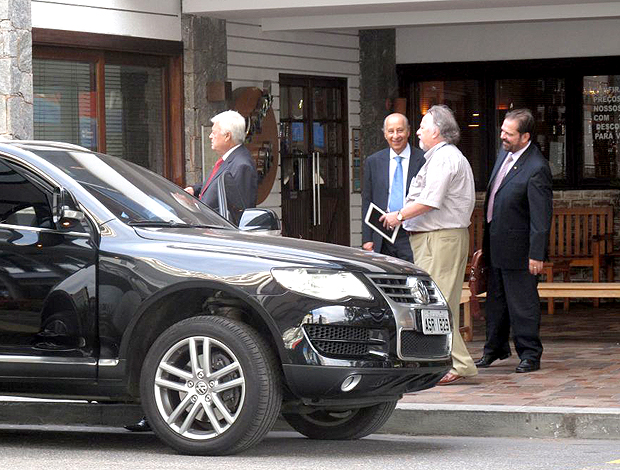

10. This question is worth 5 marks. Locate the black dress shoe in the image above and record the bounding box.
[474,352,511,368]
[515,359,540,373]
[124,417,151,432]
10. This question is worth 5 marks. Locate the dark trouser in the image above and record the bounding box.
[484,266,543,362]
[380,228,414,263]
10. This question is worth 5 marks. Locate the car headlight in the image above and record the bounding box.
[271,268,372,301]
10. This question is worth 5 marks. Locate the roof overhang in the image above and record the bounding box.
[182,0,620,31]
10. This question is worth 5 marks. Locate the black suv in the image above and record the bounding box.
[0,141,452,455]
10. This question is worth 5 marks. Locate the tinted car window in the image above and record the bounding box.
[0,158,53,229]
[23,148,235,229]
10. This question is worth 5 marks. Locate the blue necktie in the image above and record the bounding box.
[388,156,404,213]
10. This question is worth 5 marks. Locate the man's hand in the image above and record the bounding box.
[184,186,195,196]
[529,258,543,276]
[362,241,374,251]
[380,212,401,231]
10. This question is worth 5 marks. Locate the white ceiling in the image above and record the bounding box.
[182,0,620,30]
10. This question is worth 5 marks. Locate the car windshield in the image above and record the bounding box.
[28,147,235,229]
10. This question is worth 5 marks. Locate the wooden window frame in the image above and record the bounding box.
[32,29,184,186]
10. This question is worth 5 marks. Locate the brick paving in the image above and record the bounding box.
[402,302,620,408]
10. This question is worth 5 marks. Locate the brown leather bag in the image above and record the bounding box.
[468,249,487,319]
[469,249,487,295]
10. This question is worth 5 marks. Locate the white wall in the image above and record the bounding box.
[396,18,620,64]
[31,0,182,41]
[226,19,361,244]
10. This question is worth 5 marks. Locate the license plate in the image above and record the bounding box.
[421,309,450,335]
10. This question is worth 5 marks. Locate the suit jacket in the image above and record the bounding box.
[361,146,425,253]
[483,143,553,270]
[193,145,258,214]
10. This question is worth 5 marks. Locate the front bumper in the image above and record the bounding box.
[277,271,453,403]
[283,361,450,404]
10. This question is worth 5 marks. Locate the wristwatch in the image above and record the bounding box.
[396,210,404,222]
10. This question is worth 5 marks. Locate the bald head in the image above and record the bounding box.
[383,113,411,154]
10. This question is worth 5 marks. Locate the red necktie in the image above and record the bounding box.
[199,157,223,199]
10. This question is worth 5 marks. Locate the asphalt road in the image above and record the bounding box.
[0,426,618,470]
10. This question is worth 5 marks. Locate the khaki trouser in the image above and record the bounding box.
[410,228,478,377]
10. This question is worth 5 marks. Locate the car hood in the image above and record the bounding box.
[133,226,427,275]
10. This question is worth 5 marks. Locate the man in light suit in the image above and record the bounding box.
[185,110,257,218]
[477,108,553,374]
[361,113,425,262]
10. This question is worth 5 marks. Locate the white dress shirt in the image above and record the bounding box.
[386,143,411,211]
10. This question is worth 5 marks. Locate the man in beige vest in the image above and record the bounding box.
[381,104,477,385]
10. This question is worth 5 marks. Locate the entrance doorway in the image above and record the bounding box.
[279,75,350,245]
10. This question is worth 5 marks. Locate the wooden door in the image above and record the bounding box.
[280,75,349,245]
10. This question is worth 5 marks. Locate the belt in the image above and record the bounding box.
[407,231,426,236]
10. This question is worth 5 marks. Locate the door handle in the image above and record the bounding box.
[312,152,317,226]
[316,152,321,225]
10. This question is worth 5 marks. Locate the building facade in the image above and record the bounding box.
[2,0,620,253]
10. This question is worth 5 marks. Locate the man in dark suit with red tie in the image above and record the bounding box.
[477,109,553,374]
[361,113,425,262]
[185,110,257,217]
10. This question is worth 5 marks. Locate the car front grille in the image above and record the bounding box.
[303,324,383,358]
[367,275,442,305]
[399,330,450,358]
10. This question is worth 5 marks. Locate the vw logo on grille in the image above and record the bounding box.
[406,278,430,305]
[195,381,209,395]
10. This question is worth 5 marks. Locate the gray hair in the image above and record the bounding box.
[211,110,247,144]
[382,113,410,131]
[427,105,460,145]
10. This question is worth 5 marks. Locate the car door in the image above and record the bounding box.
[0,156,98,379]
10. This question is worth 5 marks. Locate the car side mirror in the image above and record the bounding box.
[52,187,85,230]
[238,208,281,235]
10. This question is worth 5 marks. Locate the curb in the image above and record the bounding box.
[1,399,619,440]
[380,403,620,440]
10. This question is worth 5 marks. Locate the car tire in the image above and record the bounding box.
[282,400,398,440]
[140,315,282,455]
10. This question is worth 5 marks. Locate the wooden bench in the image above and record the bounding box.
[549,206,617,306]
[459,282,620,341]
[467,205,618,312]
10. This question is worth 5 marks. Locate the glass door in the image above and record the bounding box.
[280,75,349,245]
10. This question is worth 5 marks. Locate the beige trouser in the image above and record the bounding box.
[410,228,478,377]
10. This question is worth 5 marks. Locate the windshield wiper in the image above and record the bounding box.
[128,221,228,229]
[129,221,192,228]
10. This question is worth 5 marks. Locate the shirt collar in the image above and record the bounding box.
[423,141,448,160]
[221,144,241,161]
[510,140,531,163]
[389,143,411,160]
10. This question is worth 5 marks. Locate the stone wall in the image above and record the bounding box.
[359,29,397,160]
[0,0,33,139]
[182,14,227,186]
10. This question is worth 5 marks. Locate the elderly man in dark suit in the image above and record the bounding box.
[477,108,553,374]
[361,113,425,262]
[186,110,257,217]
[127,111,257,433]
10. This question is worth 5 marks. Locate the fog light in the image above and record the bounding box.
[341,374,361,392]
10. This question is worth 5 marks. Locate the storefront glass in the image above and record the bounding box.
[583,75,620,179]
[104,64,164,174]
[33,59,97,150]
[416,80,484,187]
[33,55,168,175]
[496,78,566,179]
